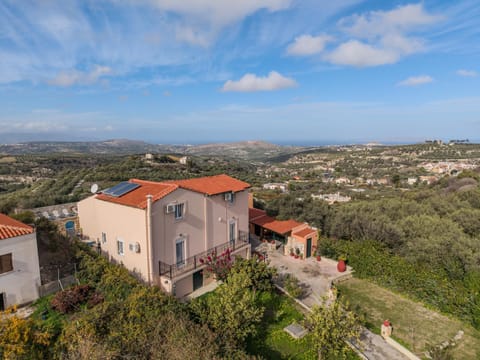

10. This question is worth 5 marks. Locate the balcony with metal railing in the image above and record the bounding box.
[159,230,250,279]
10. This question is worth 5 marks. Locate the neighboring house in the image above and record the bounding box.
[407,177,418,185]
[263,183,288,192]
[311,192,351,204]
[419,175,438,185]
[0,214,41,310]
[78,174,251,298]
[335,177,351,185]
[32,202,79,237]
[249,208,318,259]
[179,156,189,165]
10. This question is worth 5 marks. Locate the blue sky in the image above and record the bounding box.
[1,0,479,145]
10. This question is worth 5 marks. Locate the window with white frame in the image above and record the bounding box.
[117,239,124,256]
[174,203,184,220]
[175,237,186,266]
[225,192,235,204]
[0,253,13,274]
[229,219,237,245]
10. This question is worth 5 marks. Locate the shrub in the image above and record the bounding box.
[0,316,52,358]
[87,292,104,308]
[199,248,233,281]
[283,274,303,298]
[229,256,277,293]
[51,285,92,314]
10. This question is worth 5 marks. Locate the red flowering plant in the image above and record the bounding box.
[199,247,233,281]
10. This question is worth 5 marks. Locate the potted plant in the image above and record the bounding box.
[295,247,300,259]
[316,251,321,262]
[289,248,294,257]
[337,255,347,272]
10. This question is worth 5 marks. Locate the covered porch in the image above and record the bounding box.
[249,208,318,259]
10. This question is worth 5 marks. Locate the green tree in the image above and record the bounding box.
[190,270,264,352]
[230,256,277,293]
[306,300,361,360]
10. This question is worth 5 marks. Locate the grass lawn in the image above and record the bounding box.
[246,291,315,359]
[246,291,359,360]
[337,278,480,360]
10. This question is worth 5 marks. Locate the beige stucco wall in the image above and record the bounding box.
[152,188,206,268]
[152,189,249,269]
[78,196,149,281]
[0,232,41,307]
[174,275,193,298]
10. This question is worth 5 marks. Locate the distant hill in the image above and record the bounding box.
[182,140,301,161]
[0,139,304,161]
[0,139,179,155]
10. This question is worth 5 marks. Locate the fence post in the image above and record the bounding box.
[58,267,64,291]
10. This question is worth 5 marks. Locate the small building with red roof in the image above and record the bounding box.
[0,213,41,310]
[249,208,318,259]
[78,174,251,298]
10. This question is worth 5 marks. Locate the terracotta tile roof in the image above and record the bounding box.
[293,227,316,238]
[96,180,178,209]
[249,208,267,220]
[249,213,276,227]
[250,214,303,236]
[0,213,34,240]
[249,207,304,235]
[263,219,304,235]
[96,174,250,209]
[171,174,250,196]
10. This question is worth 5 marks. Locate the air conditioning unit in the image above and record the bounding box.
[166,203,175,214]
[129,242,141,253]
[224,192,233,202]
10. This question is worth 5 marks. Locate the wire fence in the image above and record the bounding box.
[38,262,79,297]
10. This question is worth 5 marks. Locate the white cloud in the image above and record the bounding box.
[286,34,333,56]
[397,75,434,87]
[143,0,292,46]
[48,65,112,87]
[325,40,398,67]
[175,26,210,47]
[339,3,442,39]
[222,71,297,92]
[148,0,291,28]
[326,4,441,67]
[457,69,477,77]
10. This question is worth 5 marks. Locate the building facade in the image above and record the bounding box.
[78,174,251,297]
[0,214,41,310]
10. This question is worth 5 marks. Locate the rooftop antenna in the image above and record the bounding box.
[90,183,99,194]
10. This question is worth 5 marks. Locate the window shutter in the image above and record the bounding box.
[0,254,13,274]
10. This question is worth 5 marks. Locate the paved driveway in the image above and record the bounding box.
[265,249,410,360]
[267,250,352,308]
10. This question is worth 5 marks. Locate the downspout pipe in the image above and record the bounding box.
[146,194,153,285]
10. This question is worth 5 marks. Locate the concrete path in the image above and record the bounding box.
[266,250,409,360]
[181,279,220,302]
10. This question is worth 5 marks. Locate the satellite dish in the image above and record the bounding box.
[90,184,99,194]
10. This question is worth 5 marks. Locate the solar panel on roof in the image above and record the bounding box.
[102,182,140,197]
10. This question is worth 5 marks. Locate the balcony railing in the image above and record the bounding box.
[159,230,250,279]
